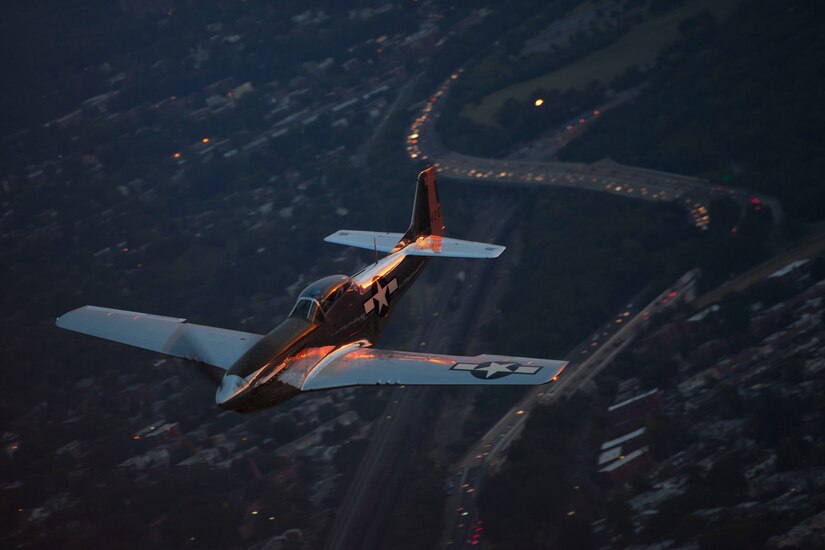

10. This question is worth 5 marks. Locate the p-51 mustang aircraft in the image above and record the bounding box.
[57,167,566,413]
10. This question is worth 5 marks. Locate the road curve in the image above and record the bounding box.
[406,70,783,227]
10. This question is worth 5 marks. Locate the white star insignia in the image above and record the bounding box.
[474,361,515,378]
[364,278,398,316]
[373,281,390,313]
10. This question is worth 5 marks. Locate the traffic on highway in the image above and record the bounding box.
[406,70,781,231]
[443,270,700,548]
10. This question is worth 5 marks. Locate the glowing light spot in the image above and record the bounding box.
[173,152,181,159]
[202,137,210,143]
[534,98,544,107]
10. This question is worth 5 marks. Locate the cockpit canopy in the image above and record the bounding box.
[289,275,352,324]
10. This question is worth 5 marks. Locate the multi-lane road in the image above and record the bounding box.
[323,196,522,550]
[405,70,783,228]
[443,269,700,548]
[329,35,784,548]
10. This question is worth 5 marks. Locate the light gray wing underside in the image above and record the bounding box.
[402,236,505,258]
[56,306,263,370]
[324,230,505,259]
[324,230,403,253]
[301,345,566,390]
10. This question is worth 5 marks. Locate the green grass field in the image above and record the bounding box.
[462,0,740,126]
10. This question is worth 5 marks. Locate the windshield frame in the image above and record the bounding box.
[320,281,350,312]
[289,297,324,324]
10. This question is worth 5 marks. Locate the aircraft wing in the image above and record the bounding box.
[300,345,566,390]
[56,306,263,370]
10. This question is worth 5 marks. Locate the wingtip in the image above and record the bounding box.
[55,309,76,329]
[55,306,94,329]
[552,361,569,381]
[55,308,76,328]
[323,230,345,243]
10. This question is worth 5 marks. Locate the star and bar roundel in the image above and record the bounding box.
[450,361,541,380]
[363,277,398,318]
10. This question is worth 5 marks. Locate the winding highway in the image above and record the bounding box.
[443,270,700,548]
[329,16,786,547]
[406,70,783,228]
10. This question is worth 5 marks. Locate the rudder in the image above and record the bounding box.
[324,166,505,259]
[405,167,444,240]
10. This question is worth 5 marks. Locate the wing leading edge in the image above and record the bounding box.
[56,306,263,370]
[300,344,566,391]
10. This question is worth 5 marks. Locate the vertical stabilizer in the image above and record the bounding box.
[323,166,505,258]
[403,167,444,243]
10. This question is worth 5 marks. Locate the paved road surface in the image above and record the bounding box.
[323,195,521,550]
[406,70,783,227]
[442,270,700,548]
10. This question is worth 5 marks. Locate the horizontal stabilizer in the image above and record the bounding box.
[324,230,403,253]
[300,344,566,390]
[403,235,504,258]
[56,306,263,370]
[324,230,504,259]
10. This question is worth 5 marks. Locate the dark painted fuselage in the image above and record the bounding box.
[220,254,429,412]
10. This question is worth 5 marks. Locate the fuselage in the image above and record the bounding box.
[216,252,429,412]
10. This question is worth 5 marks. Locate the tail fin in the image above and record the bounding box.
[323,166,505,259]
[404,167,444,240]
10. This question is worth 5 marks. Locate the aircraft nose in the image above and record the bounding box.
[215,374,249,407]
